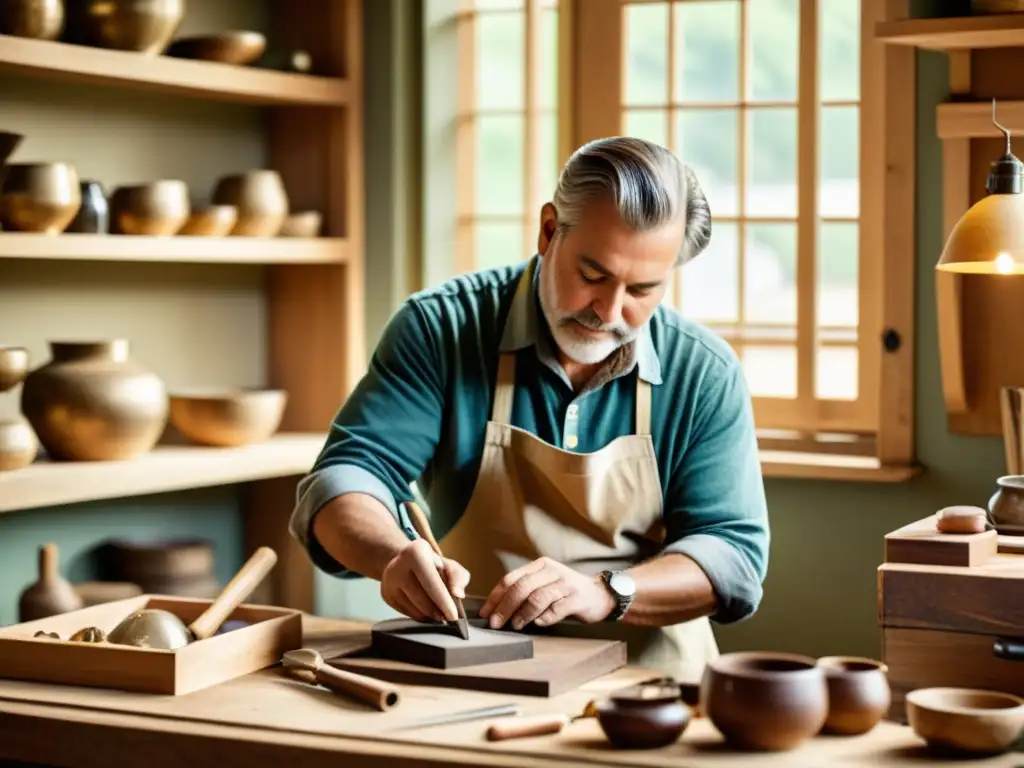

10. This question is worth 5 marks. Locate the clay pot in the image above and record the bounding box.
[211,170,289,237]
[66,180,109,234]
[279,210,322,237]
[18,543,85,622]
[988,475,1024,535]
[0,345,30,392]
[105,538,220,598]
[0,418,38,471]
[20,340,168,462]
[817,656,891,735]
[907,687,1024,756]
[166,31,266,65]
[595,680,691,749]
[109,180,189,235]
[0,162,81,234]
[65,0,185,55]
[177,204,237,236]
[0,0,64,40]
[701,651,829,751]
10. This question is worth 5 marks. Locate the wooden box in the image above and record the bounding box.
[879,516,1024,721]
[0,595,302,695]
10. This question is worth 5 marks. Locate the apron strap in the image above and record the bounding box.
[635,378,652,436]
[492,353,517,424]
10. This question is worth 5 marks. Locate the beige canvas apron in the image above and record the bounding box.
[438,264,720,684]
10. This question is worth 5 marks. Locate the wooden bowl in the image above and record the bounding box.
[0,345,30,393]
[817,656,891,735]
[0,162,81,233]
[701,651,829,751]
[167,31,266,65]
[67,0,185,55]
[907,687,1024,756]
[177,205,238,236]
[595,680,691,749]
[211,170,289,237]
[168,388,288,447]
[279,210,322,237]
[110,180,190,235]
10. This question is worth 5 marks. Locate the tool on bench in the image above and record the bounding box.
[404,500,470,640]
[387,702,521,731]
[282,648,401,712]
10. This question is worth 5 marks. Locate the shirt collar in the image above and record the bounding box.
[499,254,663,386]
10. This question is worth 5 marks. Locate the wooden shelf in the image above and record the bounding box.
[937,99,1024,139]
[0,35,350,107]
[0,432,325,514]
[760,450,922,482]
[875,14,1024,51]
[0,233,348,264]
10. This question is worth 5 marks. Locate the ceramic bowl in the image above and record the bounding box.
[701,651,829,751]
[0,0,64,40]
[110,180,190,235]
[168,388,288,447]
[906,687,1024,756]
[177,205,238,236]
[279,210,322,237]
[595,679,691,749]
[817,656,891,735]
[167,31,266,65]
[0,162,81,233]
[0,345,30,393]
[67,0,185,55]
[211,170,289,237]
[0,418,38,472]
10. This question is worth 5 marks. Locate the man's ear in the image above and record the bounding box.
[537,202,558,255]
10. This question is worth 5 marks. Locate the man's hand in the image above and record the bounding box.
[478,557,616,630]
[380,539,470,624]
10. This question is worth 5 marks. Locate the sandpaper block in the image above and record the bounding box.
[370,617,534,669]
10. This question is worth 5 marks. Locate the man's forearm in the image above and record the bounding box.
[619,553,718,627]
[310,492,410,581]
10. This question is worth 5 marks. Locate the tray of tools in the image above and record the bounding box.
[0,547,302,695]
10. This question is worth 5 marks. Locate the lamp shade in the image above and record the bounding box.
[937,192,1024,275]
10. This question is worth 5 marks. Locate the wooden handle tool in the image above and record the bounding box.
[486,713,571,741]
[404,501,470,640]
[283,648,400,711]
[188,546,277,640]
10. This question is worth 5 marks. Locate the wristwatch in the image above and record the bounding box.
[599,570,636,621]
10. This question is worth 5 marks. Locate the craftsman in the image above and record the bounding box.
[289,136,770,683]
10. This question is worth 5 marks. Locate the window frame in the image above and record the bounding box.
[421,0,918,479]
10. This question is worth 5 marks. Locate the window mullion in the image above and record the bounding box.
[796,0,819,419]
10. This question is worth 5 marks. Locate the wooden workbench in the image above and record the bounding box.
[0,615,1017,767]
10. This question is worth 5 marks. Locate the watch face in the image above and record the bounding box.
[608,571,637,598]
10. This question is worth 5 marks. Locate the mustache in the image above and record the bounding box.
[560,308,632,339]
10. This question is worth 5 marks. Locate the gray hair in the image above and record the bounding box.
[551,136,712,266]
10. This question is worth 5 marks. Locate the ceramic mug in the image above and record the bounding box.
[988,475,1024,535]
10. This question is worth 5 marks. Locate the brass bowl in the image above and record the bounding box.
[907,688,1024,756]
[169,388,288,447]
[0,162,81,234]
[0,0,64,40]
[0,346,30,392]
[177,205,238,237]
[0,418,37,472]
[211,170,289,237]
[67,0,185,55]
[167,31,266,65]
[110,180,190,235]
[279,210,322,238]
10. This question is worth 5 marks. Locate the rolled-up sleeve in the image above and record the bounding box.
[661,359,770,624]
[289,298,445,577]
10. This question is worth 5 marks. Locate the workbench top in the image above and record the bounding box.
[0,614,1017,767]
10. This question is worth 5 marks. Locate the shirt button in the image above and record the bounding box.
[566,435,579,449]
[567,405,579,417]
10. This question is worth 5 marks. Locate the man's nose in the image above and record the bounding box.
[594,286,626,326]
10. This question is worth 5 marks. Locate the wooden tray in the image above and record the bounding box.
[0,594,302,696]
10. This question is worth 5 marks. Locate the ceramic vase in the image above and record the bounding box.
[20,340,168,461]
[18,543,85,622]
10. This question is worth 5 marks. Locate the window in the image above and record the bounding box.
[422,0,916,476]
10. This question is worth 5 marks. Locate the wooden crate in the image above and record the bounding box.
[879,516,1024,721]
[0,595,302,695]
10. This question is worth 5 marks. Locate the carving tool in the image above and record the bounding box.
[282,648,401,711]
[388,702,520,732]
[404,500,470,640]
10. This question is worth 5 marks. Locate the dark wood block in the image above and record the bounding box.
[883,516,997,567]
[369,618,534,669]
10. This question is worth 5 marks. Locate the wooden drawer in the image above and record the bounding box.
[883,627,1024,721]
